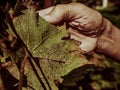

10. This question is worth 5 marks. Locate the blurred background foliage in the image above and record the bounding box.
[0,0,120,90]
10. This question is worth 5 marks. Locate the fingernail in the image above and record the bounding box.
[71,21,79,26]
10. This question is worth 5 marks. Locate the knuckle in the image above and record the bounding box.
[55,4,66,10]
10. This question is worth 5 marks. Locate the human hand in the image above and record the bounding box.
[37,3,105,53]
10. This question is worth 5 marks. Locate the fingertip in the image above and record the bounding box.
[36,6,55,17]
[42,15,56,24]
[37,10,46,17]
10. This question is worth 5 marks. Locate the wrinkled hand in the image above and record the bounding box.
[37,3,105,52]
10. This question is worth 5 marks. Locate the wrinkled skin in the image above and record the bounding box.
[37,3,105,52]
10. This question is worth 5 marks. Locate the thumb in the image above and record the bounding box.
[68,28,97,52]
[38,5,67,25]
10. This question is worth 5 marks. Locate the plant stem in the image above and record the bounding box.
[0,62,6,90]
[18,56,27,90]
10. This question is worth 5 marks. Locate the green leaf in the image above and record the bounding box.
[9,9,92,90]
[61,64,95,86]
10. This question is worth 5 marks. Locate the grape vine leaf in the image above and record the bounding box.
[8,9,93,90]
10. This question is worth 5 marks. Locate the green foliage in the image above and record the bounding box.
[61,64,94,86]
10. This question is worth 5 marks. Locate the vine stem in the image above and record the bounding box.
[0,62,6,90]
[18,55,27,90]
